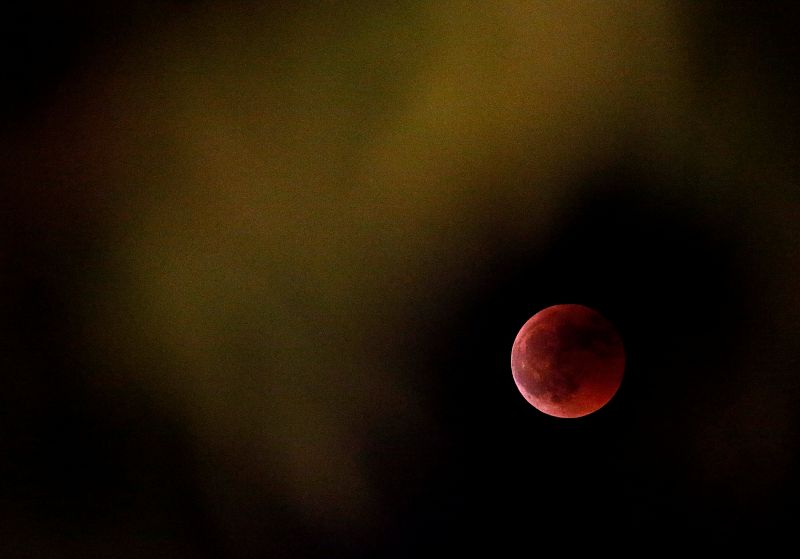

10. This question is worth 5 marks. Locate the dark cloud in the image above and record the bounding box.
[1,2,798,556]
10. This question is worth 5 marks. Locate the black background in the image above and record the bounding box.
[2,2,800,556]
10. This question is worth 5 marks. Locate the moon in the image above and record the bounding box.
[511,304,625,418]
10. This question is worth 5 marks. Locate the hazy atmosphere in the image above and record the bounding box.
[2,2,799,556]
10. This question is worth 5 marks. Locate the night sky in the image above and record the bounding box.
[2,2,800,556]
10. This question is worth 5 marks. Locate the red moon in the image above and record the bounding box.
[511,304,625,418]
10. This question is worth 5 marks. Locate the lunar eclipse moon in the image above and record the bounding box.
[511,304,625,418]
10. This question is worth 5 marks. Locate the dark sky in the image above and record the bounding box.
[2,2,800,556]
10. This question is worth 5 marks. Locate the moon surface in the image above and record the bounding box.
[511,304,625,418]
